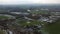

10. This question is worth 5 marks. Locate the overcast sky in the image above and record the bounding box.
[0,0,60,5]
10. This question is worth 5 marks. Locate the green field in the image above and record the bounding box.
[30,10,49,14]
[17,19,42,26]
[0,16,9,19]
[43,19,60,34]
[0,30,5,34]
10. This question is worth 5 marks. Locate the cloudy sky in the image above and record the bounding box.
[0,0,60,5]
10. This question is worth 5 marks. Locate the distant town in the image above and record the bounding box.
[0,5,60,34]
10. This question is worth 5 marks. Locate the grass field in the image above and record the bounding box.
[0,16,9,19]
[44,19,60,34]
[30,10,49,14]
[0,30,5,34]
[17,20,42,26]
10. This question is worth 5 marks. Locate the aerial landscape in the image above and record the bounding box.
[0,0,60,34]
